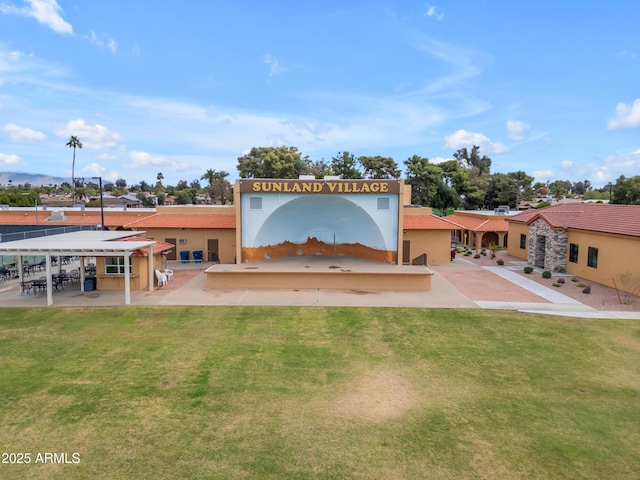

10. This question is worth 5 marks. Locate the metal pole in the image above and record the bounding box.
[99,176,105,230]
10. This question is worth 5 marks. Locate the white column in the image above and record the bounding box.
[148,246,154,292]
[45,255,53,306]
[80,257,86,292]
[124,254,131,305]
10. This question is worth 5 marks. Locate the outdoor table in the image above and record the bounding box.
[23,279,47,295]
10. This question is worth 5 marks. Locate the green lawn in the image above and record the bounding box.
[1,307,639,479]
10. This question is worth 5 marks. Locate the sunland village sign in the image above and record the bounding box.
[238,179,402,194]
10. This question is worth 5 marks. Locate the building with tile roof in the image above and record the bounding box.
[445,210,512,250]
[506,203,640,289]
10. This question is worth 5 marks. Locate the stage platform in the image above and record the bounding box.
[204,256,433,291]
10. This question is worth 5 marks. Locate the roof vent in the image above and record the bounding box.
[48,210,67,222]
[494,205,510,215]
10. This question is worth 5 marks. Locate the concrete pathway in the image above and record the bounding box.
[1,259,639,319]
[476,266,640,319]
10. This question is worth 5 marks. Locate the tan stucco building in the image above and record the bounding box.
[506,203,640,290]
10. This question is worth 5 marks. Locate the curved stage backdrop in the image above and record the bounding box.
[238,179,402,264]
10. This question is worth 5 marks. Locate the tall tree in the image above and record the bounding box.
[330,151,361,179]
[156,172,164,191]
[201,169,232,204]
[452,146,492,209]
[304,158,332,178]
[66,135,83,205]
[403,155,444,206]
[453,146,492,175]
[237,146,306,178]
[358,155,401,179]
[612,175,640,205]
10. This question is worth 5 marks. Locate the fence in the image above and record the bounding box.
[0,225,95,243]
[0,226,95,267]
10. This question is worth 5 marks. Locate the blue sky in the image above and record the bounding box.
[0,0,639,188]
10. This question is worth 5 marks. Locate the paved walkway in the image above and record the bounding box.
[1,259,639,319]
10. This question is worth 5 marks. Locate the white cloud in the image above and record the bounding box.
[129,151,189,171]
[0,152,21,165]
[560,160,573,168]
[506,120,529,141]
[430,156,452,164]
[532,169,554,180]
[263,54,286,77]
[425,5,444,21]
[2,123,46,141]
[0,0,72,35]
[608,98,640,129]
[615,50,638,59]
[132,43,140,57]
[55,119,122,150]
[83,30,117,54]
[444,129,508,154]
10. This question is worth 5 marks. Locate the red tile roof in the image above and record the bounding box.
[403,215,461,230]
[507,203,640,237]
[124,214,236,229]
[120,236,175,257]
[446,213,509,232]
[0,212,154,227]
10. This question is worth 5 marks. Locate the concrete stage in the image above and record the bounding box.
[204,256,433,291]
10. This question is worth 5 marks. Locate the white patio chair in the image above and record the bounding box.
[164,269,174,282]
[155,269,167,287]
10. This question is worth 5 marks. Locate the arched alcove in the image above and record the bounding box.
[251,195,389,261]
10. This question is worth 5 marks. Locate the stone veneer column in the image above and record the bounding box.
[527,219,568,272]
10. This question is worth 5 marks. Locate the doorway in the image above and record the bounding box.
[208,239,219,263]
[403,240,410,264]
[534,235,546,268]
[164,238,177,260]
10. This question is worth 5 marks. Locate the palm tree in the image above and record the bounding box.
[200,169,216,188]
[66,136,83,205]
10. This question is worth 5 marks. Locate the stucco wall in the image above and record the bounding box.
[133,227,236,263]
[95,256,158,291]
[507,222,530,260]
[403,229,452,264]
[565,230,640,289]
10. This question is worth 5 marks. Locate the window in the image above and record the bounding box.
[569,243,579,263]
[520,234,526,249]
[587,247,598,268]
[249,196,262,210]
[377,197,390,210]
[105,257,132,275]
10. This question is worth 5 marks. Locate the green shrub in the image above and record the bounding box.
[474,254,481,259]
[496,259,504,266]
[524,266,534,274]
[542,271,552,279]
[552,283,561,287]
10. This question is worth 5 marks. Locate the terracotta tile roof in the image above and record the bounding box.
[45,214,151,227]
[0,212,154,227]
[446,213,509,232]
[403,215,462,230]
[507,203,640,237]
[124,214,236,229]
[120,236,175,257]
[0,213,40,225]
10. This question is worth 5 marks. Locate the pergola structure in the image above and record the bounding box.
[0,231,156,306]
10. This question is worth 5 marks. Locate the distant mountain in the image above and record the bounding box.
[0,172,71,187]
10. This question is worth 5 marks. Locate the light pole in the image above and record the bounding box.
[91,176,105,230]
[22,192,39,225]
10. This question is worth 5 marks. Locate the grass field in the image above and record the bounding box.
[1,306,639,479]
